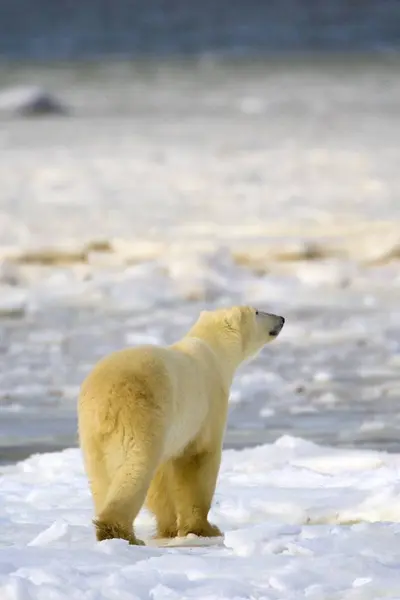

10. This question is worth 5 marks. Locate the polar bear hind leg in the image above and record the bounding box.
[146,462,178,538]
[82,444,110,517]
[94,436,162,545]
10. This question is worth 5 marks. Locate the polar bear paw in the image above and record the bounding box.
[178,520,222,538]
[94,518,144,546]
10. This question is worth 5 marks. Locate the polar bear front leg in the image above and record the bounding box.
[171,447,223,538]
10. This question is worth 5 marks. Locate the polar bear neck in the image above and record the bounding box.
[174,328,244,390]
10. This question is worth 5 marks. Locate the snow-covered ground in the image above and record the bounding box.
[2,437,400,599]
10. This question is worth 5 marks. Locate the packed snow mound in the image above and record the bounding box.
[2,437,400,598]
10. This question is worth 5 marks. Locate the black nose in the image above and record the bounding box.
[269,316,285,336]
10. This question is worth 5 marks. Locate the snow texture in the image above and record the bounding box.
[2,437,400,599]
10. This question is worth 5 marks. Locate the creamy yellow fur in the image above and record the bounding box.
[78,306,284,544]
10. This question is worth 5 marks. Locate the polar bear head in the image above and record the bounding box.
[191,305,285,362]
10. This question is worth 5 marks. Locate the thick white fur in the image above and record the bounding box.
[78,305,284,544]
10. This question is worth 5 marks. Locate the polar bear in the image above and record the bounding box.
[78,306,285,545]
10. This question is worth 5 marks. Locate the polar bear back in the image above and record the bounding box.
[81,339,225,461]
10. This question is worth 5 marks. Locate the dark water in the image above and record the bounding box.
[0,0,400,59]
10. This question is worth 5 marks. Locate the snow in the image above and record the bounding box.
[2,437,400,598]
[1,57,400,596]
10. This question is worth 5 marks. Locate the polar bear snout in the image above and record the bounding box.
[269,315,285,337]
[255,311,285,338]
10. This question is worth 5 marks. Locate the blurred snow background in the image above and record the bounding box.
[0,1,400,464]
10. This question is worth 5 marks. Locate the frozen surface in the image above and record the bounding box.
[0,57,400,461]
[3,438,400,598]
